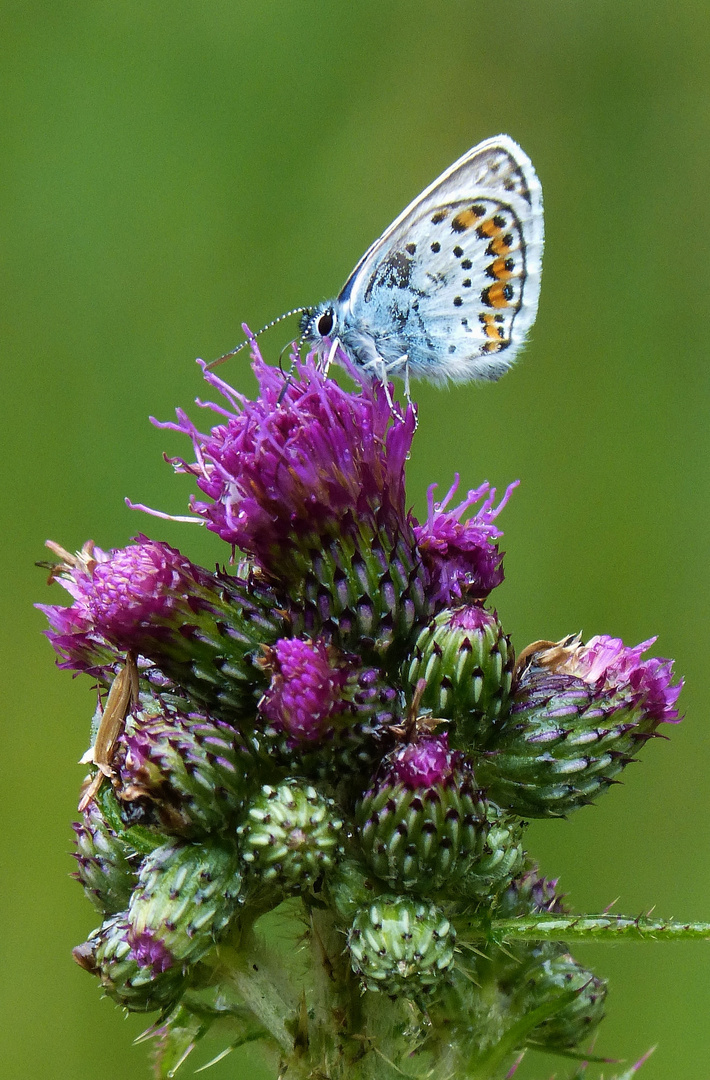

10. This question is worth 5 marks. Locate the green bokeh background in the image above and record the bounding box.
[3,2,708,1077]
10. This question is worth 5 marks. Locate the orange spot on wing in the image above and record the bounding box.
[483,282,511,308]
[477,218,502,239]
[452,206,484,232]
[488,235,512,255]
[480,314,505,341]
[489,257,513,280]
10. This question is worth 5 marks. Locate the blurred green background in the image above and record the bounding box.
[2,1,709,1077]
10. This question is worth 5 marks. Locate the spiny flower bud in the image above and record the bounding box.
[405,605,513,748]
[41,538,288,721]
[259,637,400,779]
[458,805,526,902]
[347,895,455,994]
[237,780,344,892]
[517,951,607,1049]
[72,800,140,915]
[73,914,184,1012]
[495,861,567,918]
[114,701,257,835]
[128,838,242,968]
[322,857,383,924]
[475,635,683,817]
[476,864,568,987]
[356,734,491,894]
[160,356,431,660]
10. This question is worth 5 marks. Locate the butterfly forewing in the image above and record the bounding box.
[344,193,534,382]
[309,135,543,386]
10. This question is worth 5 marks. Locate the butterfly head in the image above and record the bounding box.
[299,303,339,352]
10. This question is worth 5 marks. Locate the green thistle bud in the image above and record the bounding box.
[128,838,242,968]
[347,895,455,994]
[495,860,567,918]
[405,605,513,748]
[356,735,490,894]
[458,805,526,902]
[322,857,383,924]
[294,525,430,664]
[237,780,344,892]
[72,801,141,914]
[475,635,682,817]
[517,951,607,1049]
[73,914,184,1012]
[114,702,258,835]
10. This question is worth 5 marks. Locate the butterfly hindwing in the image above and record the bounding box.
[343,193,533,382]
[305,135,543,386]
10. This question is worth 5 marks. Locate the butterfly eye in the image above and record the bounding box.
[316,309,335,337]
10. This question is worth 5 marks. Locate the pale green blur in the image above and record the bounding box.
[2,3,708,1077]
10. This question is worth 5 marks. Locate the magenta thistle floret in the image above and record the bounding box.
[390,733,457,789]
[260,637,350,744]
[554,634,683,724]
[128,928,175,974]
[159,354,415,571]
[413,475,518,606]
[40,536,216,649]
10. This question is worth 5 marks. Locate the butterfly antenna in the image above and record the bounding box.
[206,307,309,371]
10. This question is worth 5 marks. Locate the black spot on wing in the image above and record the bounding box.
[363,250,414,301]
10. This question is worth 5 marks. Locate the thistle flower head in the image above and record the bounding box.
[40,536,210,649]
[521,633,683,725]
[388,733,458,789]
[159,352,416,577]
[413,475,518,606]
[259,637,350,744]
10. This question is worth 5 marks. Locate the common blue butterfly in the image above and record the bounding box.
[299,135,543,393]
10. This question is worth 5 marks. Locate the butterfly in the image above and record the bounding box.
[214,135,543,396]
[299,134,543,395]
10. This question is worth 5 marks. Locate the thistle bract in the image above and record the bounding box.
[405,603,514,746]
[41,343,685,1079]
[72,800,140,914]
[347,895,456,994]
[475,635,683,817]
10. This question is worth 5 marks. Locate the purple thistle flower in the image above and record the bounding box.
[413,475,518,606]
[40,536,218,648]
[128,928,175,974]
[389,733,458,789]
[259,637,349,744]
[157,351,415,574]
[40,536,287,719]
[152,346,430,657]
[524,633,683,726]
[258,637,401,781]
[477,634,684,817]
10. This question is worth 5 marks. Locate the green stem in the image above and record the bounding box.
[474,914,710,943]
[215,938,296,1055]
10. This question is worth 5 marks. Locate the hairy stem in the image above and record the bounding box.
[477,914,710,943]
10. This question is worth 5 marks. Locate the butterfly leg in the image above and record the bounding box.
[363,356,411,422]
[402,358,412,405]
[321,336,341,377]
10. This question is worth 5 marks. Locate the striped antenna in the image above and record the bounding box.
[206,308,309,370]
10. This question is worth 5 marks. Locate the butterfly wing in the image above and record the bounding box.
[335,135,543,384]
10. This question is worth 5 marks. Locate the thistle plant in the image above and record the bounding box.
[40,343,699,1080]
